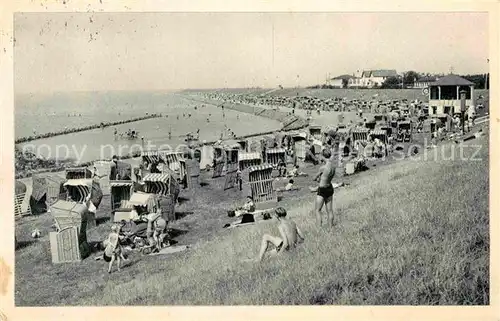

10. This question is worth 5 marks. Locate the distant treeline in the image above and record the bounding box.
[15,113,162,144]
[308,72,490,90]
[460,74,489,89]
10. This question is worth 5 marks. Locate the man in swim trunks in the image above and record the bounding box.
[313,148,336,227]
[258,207,304,262]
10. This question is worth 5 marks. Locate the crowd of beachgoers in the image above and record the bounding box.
[201,91,428,115]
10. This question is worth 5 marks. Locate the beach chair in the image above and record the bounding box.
[65,167,92,180]
[142,173,180,221]
[224,169,238,191]
[49,226,82,264]
[159,151,184,175]
[396,121,413,142]
[63,178,103,209]
[238,152,262,171]
[265,148,286,167]
[351,128,370,145]
[177,159,192,189]
[235,140,249,152]
[14,191,30,219]
[14,180,31,218]
[214,145,239,174]
[212,147,226,178]
[50,200,91,232]
[212,162,225,178]
[242,164,278,210]
[370,129,389,144]
[308,125,323,141]
[110,180,134,213]
[142,150,162,163]
[30,174,67,214]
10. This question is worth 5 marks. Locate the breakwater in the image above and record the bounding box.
[15,113,163,144]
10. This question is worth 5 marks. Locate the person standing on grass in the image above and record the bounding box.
[258,207,304,262]
[312,148,337,227]
[103,225,128,273]
[109,155,118,180]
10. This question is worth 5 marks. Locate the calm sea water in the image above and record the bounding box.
[15,91,281,163]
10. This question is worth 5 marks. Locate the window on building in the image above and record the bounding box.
[458,86,472,99]
[432,106,437,114]
[430,86,439,99]
[441,86,457,100]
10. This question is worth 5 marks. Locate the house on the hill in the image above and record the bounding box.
[413,76,438,88]
[327,74,354,88]
[348,69,398,88]
[428,74,475,116]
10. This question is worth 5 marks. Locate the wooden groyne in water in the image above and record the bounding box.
[15,113,163,144]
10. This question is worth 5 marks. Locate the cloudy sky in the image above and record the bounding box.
[14,12,489,93]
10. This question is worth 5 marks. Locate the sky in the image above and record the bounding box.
[14,12,489,93]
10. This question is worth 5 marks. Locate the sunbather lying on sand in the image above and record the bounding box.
[232,196,256,217]
[258,207,304,262]
[276,179,300,192]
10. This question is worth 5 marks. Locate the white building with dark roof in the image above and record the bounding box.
[327,74,355,88]
[428,74,475,116]
[348,69,398,88]
[413,76,438,88]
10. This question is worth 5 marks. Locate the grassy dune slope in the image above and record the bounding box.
[89,137,489,305]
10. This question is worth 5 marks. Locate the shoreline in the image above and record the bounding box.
[180,93,309,131]
[15,96,308,180]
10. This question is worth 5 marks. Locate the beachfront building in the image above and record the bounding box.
[428,74,475,116]
[348,69,398,88]
[348,77,363,88]
[327,74,354,88]
[413,76,438,88]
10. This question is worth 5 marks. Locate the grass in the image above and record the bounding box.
[15,128,489,305]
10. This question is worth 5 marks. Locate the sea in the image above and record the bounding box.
[15,91,282,163]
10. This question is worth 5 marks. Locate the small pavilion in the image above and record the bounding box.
[428,74,475,117]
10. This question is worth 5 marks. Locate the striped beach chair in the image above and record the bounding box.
[110,180,134,212]
[265,148,286,167]
[238,152,262,171]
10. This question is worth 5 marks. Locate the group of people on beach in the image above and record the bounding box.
[97,97,351,267]
[259,142,344,262]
